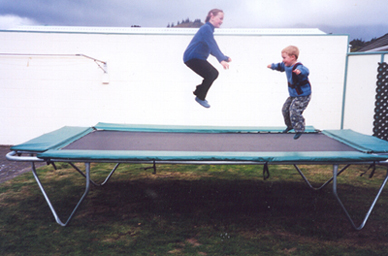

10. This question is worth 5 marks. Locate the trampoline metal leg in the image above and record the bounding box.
[69,162,120,186]
[294,164,350,191]
[332,164,388,230]
[31,162,91,227]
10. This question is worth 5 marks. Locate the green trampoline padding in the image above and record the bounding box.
[11,126,94,152]
[323,129,388,153]
[37,150,388,162]
[94,122,318,133]
[10,123,388,163]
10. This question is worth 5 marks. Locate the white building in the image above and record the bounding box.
[0,26,383,144]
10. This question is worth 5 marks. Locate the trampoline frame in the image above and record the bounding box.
[6,123,388,229]
[6,151,388,230]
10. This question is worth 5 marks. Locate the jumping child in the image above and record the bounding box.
[267,45,311,140]
[183,9,232,108]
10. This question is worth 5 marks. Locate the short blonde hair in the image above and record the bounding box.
[282,45,299,60]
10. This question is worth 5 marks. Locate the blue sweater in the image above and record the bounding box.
[183,22,229,63]
[270,62,311,97]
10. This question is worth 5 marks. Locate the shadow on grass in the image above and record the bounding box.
[1,164,388,255]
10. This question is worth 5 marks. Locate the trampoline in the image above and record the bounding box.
[6,122,388,229]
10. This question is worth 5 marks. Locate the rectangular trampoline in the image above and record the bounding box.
[6,122,388,229]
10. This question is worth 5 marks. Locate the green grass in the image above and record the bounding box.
[1,163,388,255]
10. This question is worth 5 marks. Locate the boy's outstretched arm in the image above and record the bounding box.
[268,63,285,72]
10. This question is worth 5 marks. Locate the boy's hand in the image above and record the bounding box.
[293,69,301,75]
[267,64,272,68]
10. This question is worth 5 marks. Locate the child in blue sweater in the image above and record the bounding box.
[267,45,311,139]
[184,9,232,108]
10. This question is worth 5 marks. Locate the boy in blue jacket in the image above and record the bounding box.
[184,9,232,108]
[267,45,311,139]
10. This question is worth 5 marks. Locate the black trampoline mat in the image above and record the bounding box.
[62,131,358,152]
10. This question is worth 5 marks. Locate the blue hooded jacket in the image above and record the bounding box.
[183,22,229,63]
[270,62,311,97]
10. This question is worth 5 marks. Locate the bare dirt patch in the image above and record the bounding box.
[0,145,44,183]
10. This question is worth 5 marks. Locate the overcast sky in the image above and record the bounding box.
[0,0,387,41]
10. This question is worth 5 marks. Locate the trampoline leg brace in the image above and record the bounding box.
[294,164,350,191]
[31,162,91,227]
[69,162,120,186]
[144,160,157,174]
[332,164,388,230]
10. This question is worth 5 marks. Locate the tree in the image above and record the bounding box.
[167,18,203,28]
[349,39,365,52]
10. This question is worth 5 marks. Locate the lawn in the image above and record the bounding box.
[1,162,388,255]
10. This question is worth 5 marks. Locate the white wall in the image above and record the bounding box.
[0,29,349,145]
[343,54,388,135]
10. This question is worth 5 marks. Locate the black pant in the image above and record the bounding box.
[185,58,219,100]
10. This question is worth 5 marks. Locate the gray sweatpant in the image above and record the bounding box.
[282,95,311,133]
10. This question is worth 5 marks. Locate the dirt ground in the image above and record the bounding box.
[0,145,45,184]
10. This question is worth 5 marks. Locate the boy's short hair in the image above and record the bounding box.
[282,45,299,59]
